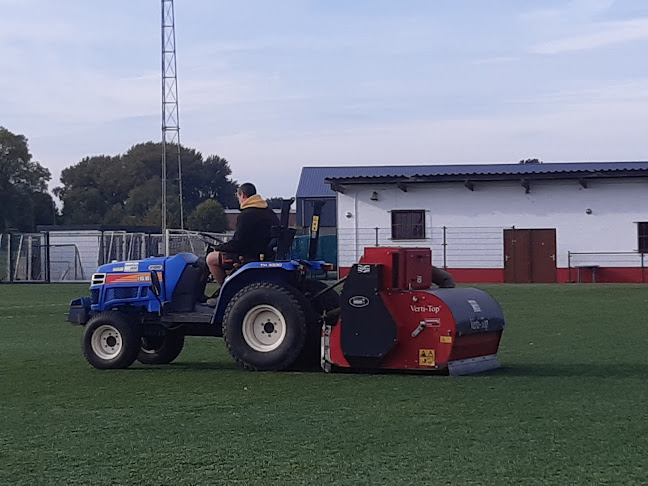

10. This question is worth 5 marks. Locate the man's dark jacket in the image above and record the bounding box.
[215,195,280,258]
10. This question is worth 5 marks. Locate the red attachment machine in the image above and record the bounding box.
[322,247,505,375]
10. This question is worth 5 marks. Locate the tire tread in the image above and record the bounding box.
[223,282,307,371]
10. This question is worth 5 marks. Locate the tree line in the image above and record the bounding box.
[1,126,242,233]
[2,126,544,234]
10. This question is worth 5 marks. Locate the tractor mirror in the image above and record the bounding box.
[150,271,161,297]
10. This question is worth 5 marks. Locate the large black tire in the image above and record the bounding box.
[223,283,308,371]
[82,312,141,369]
[137,331,185,365]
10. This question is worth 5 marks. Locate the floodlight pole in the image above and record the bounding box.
[161,0,185,255]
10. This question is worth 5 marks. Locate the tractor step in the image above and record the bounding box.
[160,307,213,324]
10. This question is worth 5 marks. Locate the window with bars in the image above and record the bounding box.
[391,210,426,240]
[639,222,648,253]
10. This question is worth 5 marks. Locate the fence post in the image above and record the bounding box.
[442,226,447,268]
[98,230,105,266]
[6,234,11,282]
[642,253,645,284]
[511,226,516,284]
[44,231,51,283]
[375,227,379,247]
[13,235,24,281]
[567,251,571,283]
[27,235,33,281]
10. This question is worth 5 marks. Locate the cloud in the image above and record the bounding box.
[521,0,615,22]
[532,18,648,54]
[510,79,648,106]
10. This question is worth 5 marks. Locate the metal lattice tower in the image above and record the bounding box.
[161,0,184,250]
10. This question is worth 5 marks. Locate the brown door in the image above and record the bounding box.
[504,229,557,283]
[504,229,531,283]
[530,229,557,283]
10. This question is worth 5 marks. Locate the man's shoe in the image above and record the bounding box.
[205,288,221,307]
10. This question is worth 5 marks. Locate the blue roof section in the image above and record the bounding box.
[297,162,648,197]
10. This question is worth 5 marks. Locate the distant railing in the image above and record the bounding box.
[336,226,509,268]
[567,251,646,283]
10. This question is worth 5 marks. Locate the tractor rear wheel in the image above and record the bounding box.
[223,283,307,371]
[137,331,185,365]
[82,312,141,369]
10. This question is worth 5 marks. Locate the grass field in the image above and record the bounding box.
[0,283,647,485]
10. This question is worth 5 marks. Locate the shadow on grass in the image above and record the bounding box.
[169,361,325,373]
[495,363,648,379]
[129,362,647,379]
[135,361,240,372]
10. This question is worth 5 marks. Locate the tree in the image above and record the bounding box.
[519,158,543,164]
[186,199,228,233]
[0,127,55,232]
[182,155,239,210]
[55,142,238,227]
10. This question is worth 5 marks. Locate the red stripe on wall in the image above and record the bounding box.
[442,268,504,283]
[338,267,647,283]
[564,266,647,284]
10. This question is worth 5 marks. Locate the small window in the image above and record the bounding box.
[391,210,426,240]
[639,222,648,253]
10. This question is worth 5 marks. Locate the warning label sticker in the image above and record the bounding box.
[440,336,453,344]
[419,349,435,366]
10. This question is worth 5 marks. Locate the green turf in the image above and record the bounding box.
[1,283,647,485]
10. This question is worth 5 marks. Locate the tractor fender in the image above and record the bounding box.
[211,262,301,324]
[67,297,93,325]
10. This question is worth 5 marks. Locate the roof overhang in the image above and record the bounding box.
[325,169,648,193]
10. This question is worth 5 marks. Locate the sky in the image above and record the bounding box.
[1,0,648,200]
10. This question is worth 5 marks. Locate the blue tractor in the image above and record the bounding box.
[67,200,339,371]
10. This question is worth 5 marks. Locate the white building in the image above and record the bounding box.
[318,162,648,283]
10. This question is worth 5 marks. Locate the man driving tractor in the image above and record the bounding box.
[206,183,280,303]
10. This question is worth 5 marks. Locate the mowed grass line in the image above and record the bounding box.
[0,283,647,485]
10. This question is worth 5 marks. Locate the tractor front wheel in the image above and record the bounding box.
[137,331,185,365]
[223,283,307,371]
[82,312,141,369]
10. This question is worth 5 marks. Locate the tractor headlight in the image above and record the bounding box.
[91,273,106,285]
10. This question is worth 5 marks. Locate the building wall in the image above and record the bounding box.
[336,177,648,281]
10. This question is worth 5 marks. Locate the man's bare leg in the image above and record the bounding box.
[206,251,226,286]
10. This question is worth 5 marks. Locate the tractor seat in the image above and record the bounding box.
[227,224,296,268]
[268,224,296,261]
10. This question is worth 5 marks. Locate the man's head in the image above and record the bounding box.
[236,182,256,205]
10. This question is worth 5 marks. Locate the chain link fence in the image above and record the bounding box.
[0,230,230,283]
